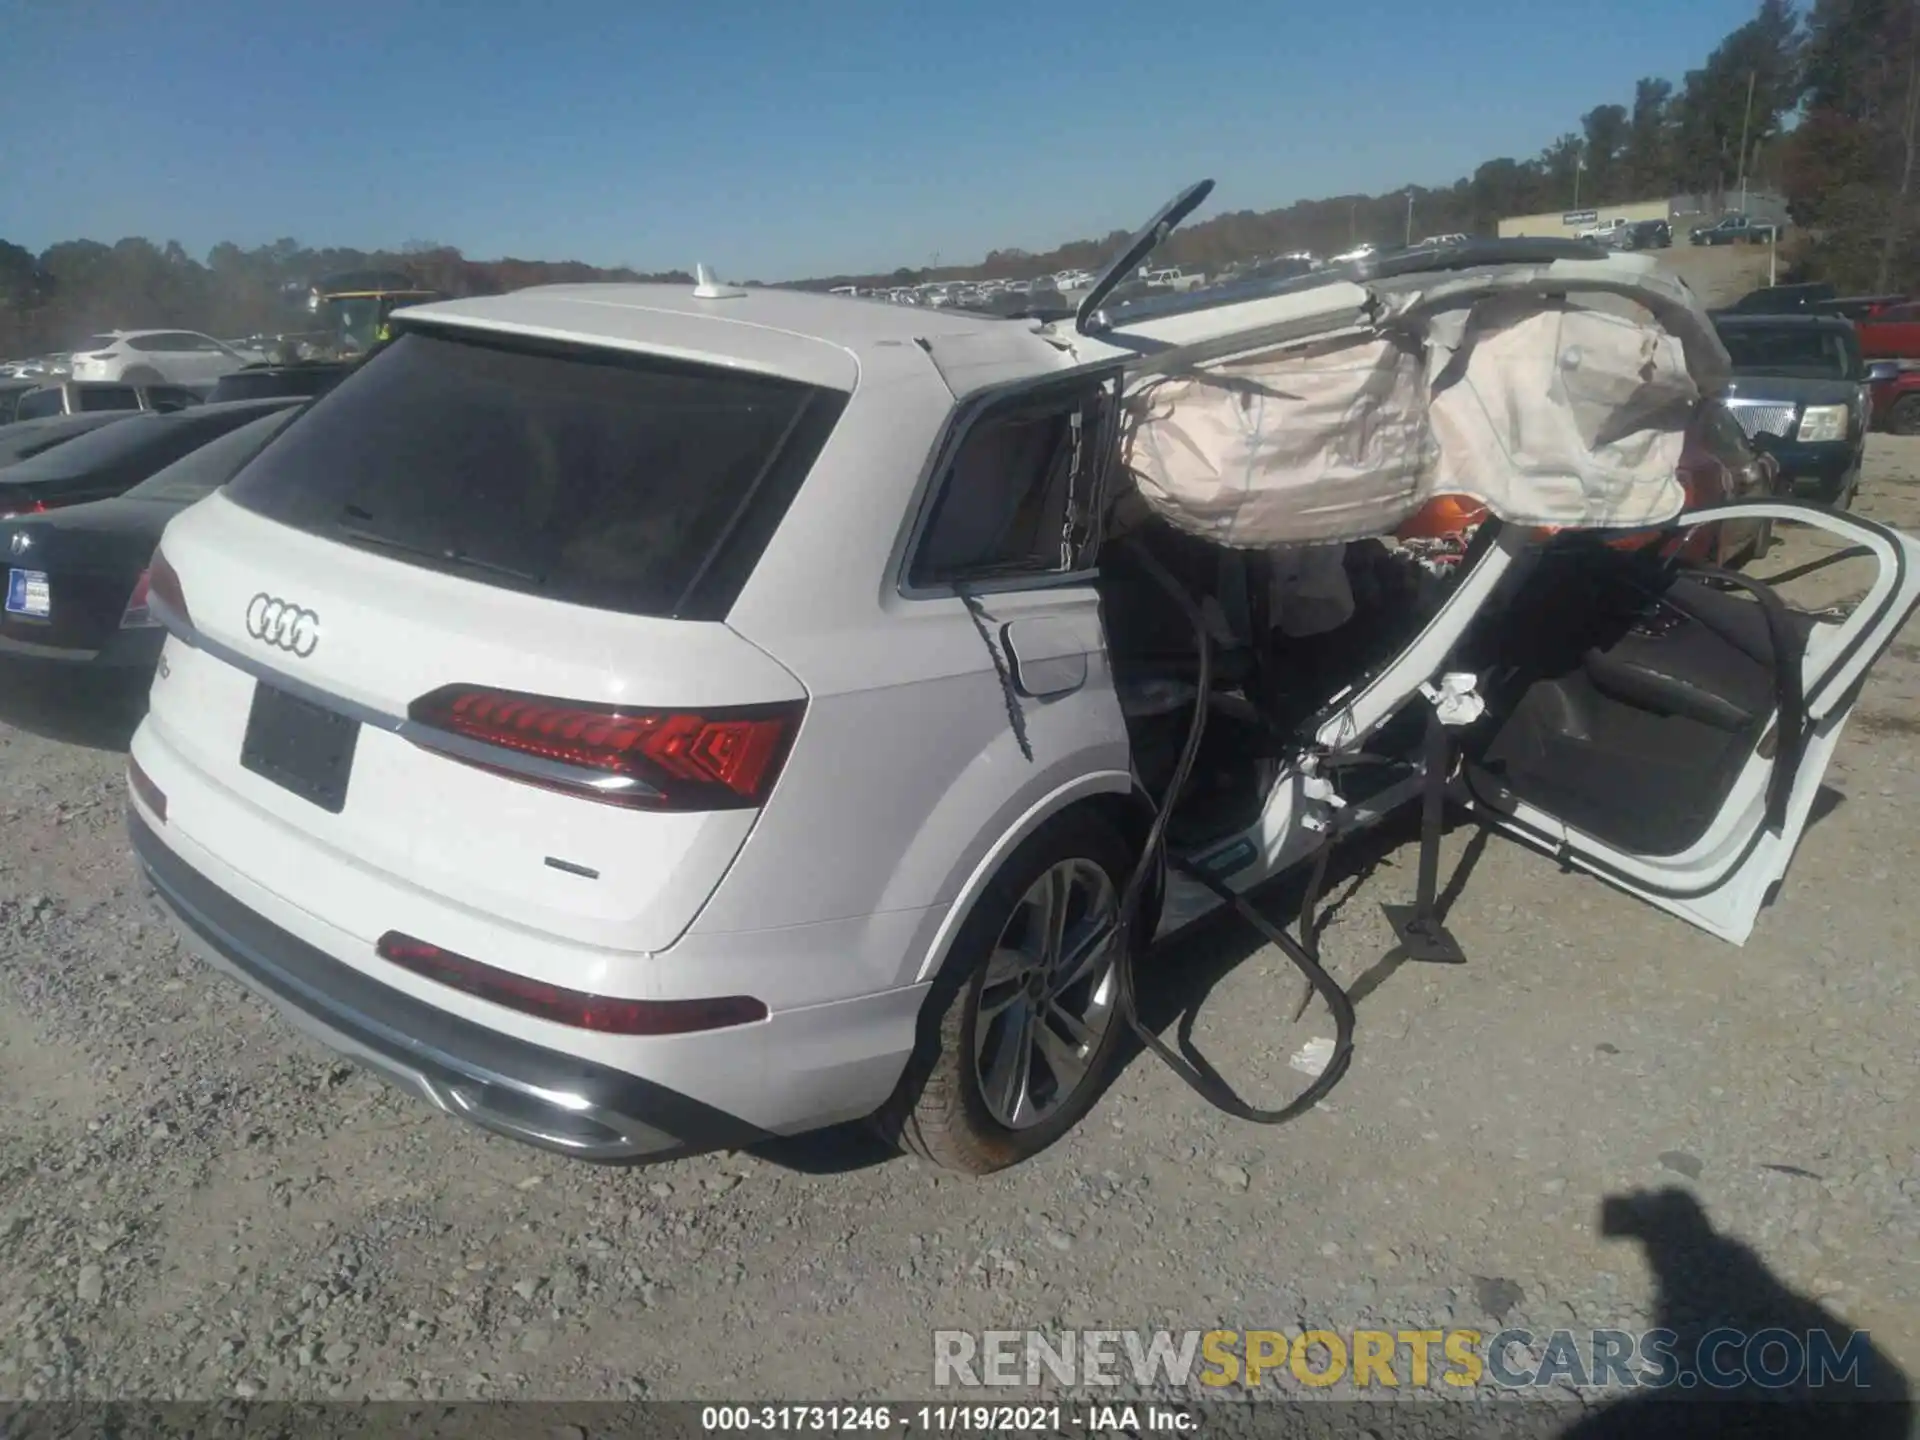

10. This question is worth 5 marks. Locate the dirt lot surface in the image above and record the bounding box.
[1651,242,1775,307]
[1,442,1917,1415]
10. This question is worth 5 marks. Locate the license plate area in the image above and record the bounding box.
[5,568,50,620]
[240,682,359,813]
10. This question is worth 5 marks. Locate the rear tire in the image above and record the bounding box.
[122,366,163,385]
[878,809,1134,1175]
[1890,394,1920,437]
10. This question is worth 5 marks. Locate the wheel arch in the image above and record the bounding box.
[909,772,1143,986]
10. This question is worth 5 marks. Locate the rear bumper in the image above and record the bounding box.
[130,808,767,1162]
[0,623,163,669]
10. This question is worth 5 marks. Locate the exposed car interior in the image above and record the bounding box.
[1096,510,1813,864]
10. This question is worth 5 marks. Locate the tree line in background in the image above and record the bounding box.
[833,0,1914,296]
[0,239,694,362]
[0,0,1912,359]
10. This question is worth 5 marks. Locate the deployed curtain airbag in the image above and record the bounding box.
[1118,263,1726,548]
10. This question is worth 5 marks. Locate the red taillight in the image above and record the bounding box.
[375,931,767,1035]
[406,686,804,811]
[145,548,189,627]
[128,756,167,822]
[120,569,156,629]
[0,500,47,520]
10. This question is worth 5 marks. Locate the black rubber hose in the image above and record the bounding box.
[1110,536,1357,1125]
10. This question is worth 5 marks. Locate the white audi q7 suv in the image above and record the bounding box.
[126,233,1920,1174]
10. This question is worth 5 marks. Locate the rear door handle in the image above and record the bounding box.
[1001,618,1088,698]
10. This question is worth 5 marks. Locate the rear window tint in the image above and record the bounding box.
[224,329,847,620]
[77,335,119,353]
[78,386,140,412]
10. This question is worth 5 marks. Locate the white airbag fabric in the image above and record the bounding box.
[1124,333,1432,546]
[1120,283,1703,548]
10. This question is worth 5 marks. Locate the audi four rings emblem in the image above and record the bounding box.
[8,533,28,556]
[245,594,321,657]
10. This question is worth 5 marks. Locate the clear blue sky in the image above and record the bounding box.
[0,0,1762,280]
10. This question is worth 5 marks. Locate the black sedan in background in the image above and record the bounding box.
[2,402,300,668]
[0,412,136,471]
[0,399,294,520]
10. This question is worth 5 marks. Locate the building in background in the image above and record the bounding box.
[1498,191,1791,243]
[1498,197,1673,240]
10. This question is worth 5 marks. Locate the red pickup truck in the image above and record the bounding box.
[1857,300,1920,362]
[1870,364,1920,433]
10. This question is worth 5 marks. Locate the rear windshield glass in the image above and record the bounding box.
[76,335,119,353]
[0,406,281,487]
[78,385,140,412]
[0,417,116,465]
[224,329,846,619]
[125,407,302,504]
[1717,324,1860,381]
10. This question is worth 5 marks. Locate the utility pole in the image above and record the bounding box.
[1572,144,1585,210]
[1735,67,1756,215]
[1878,10,1920,292]
[1404,190,1415,246]
[1349,201,1357,245]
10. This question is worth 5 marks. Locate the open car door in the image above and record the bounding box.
[1457,500,1920,944]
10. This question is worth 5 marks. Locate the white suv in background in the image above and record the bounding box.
[126,248,1920,1176]
[69,330,256,387]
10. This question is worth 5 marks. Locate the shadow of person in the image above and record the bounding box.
[1561,1187,1911,1438]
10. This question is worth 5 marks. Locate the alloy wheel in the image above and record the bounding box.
[971,858,1120,1130]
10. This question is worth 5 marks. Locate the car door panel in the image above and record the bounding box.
[1462,500,1920,943]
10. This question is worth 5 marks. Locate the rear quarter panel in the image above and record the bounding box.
[711,348,1134,994]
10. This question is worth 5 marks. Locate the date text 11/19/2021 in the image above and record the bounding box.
[699,1404,1199,1433]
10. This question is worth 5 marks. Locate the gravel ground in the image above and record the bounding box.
[0,440,1916,1415]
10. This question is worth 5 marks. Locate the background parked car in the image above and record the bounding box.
[0,379,36,425]
[1,404,301,671]
[1829,293,1909,321]
[10,380,204,424]
[1394,398,1780,566]
[1690,214,1779,246]
[1867,359,1920,434]
[1623,219,1672,250]
[0,399,295,522]
[206,361,352,404]
[1726,281,1834,314]
[0,413,137,472]
[1715,313,1869,506]
[1856,300,1920,362]
[67,330,259,387]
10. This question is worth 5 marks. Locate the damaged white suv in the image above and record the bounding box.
[127,183,1920,1175]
